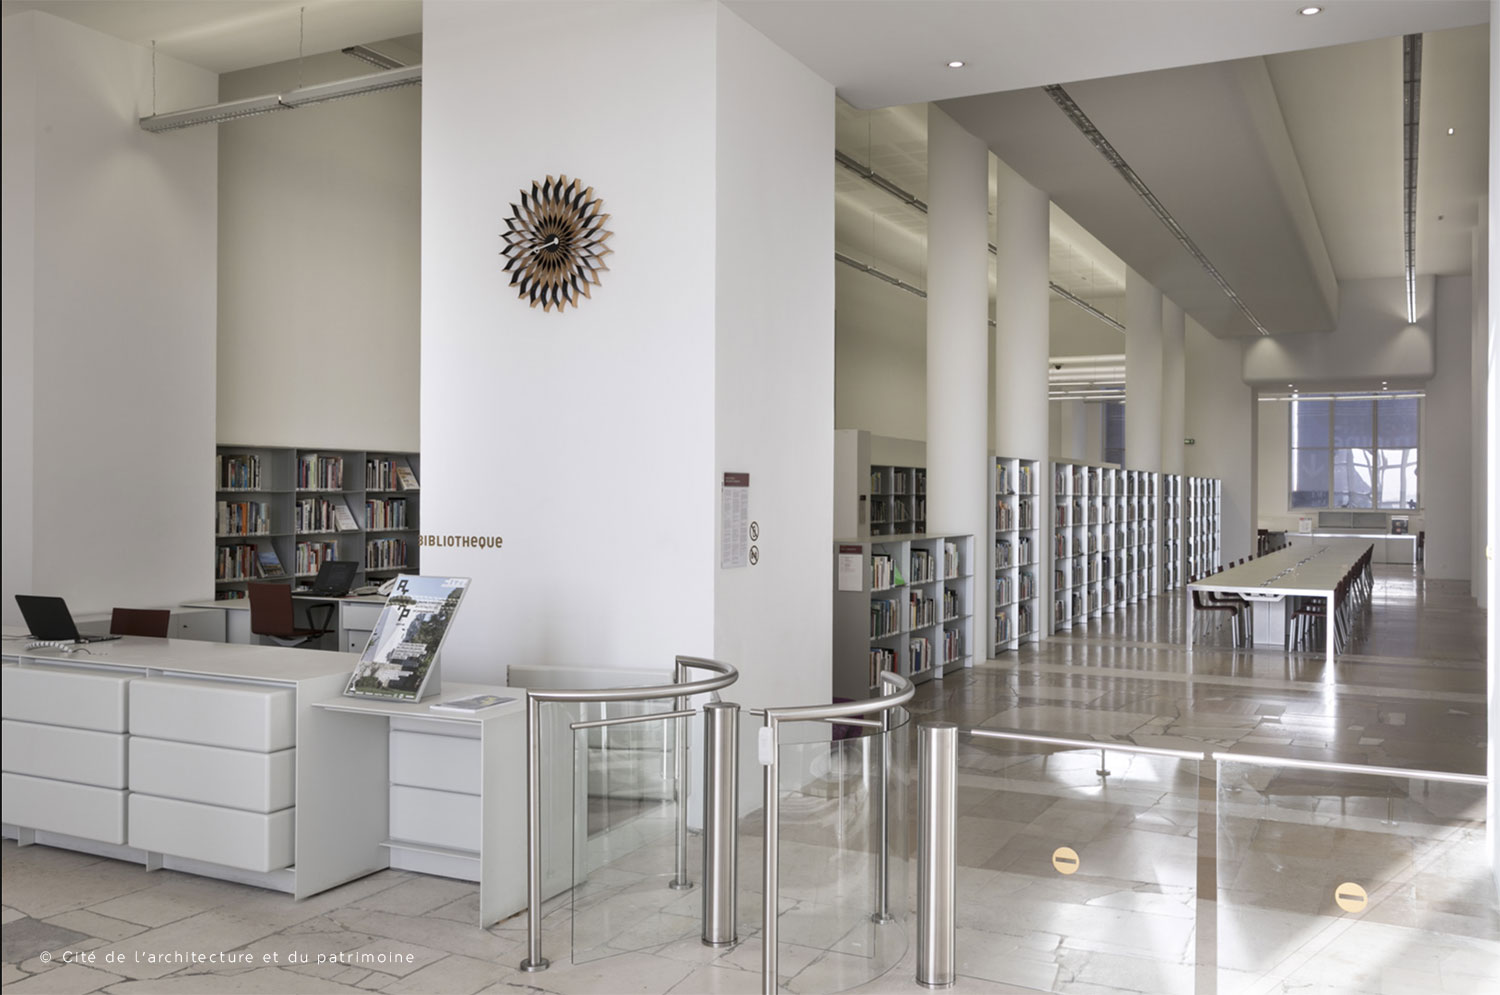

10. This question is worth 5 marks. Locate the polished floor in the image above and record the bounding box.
[3,565,1495,994]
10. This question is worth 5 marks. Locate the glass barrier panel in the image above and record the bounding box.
[770,708,910,994]
[570,700,699,964]
[1216,761,1496,995]
[952,736,1200,994]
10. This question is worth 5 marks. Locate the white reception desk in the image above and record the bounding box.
[0,637,550,926]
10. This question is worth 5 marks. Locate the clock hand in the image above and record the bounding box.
[530,236,560,255]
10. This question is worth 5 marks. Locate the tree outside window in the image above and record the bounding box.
[1290,396,1418,509]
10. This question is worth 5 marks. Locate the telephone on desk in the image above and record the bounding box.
[351,578,397,598]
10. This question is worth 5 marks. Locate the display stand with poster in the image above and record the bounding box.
[343,575,469,701]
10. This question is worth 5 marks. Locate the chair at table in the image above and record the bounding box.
[1190,575,1246,647]
[110,607,170,638]
[248,583,333,648]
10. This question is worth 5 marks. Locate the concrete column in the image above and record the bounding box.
[993,160,1050,463]
[925,106,989,539]
[1473,202,1488,608]
[1161,298,1186,474]
[1126,267,1164,472]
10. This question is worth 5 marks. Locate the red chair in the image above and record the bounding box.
[110,608,170,638]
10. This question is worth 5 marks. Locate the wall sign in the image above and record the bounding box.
[720,472,750,569]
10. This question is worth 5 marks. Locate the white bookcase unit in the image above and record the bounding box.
[833,533,974,700]
[1184,476,1223,580]
[833,430,929,538]
[1161,474,1183,591]
[992,456,1040,654]
[1051,461,1093,631]
[216,445,420,600]
[1050,461,1169,632]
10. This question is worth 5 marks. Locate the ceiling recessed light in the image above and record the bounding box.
[947,60,965,69]
[1298,5,1323,15]
[1448,127,1456,135]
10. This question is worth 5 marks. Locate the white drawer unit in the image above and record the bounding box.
[129,794,294,873]
[341,602,384,631]
[389,727,482,795]
[172,609,226,642]
[389,784,482,853]
[129,738,295,813]
[1,665,131,732]
[2,772,127,844]
[1,720,128,788]
[129,677,295,752]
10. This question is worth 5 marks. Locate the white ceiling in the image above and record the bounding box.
[6,0,1487,344]
[0,0,421,73]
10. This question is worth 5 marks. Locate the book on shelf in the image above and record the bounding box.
[395,463,420,491]
[257,548,285,578]
[333,500,360,532]
[429,693,514,714]
[344,575,470,702]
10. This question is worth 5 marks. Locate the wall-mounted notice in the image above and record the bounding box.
[721,472,750,569]
[837,544,864,592]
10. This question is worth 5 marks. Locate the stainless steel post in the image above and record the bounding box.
[701,702,739,946]
[761,719,780,995]
[520,694,549,972]
[672,661,693,890]
[917,722,956,989]
[871,703,894,923]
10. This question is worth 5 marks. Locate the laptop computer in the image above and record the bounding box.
[307,560,358,598]
[15,595,122,643]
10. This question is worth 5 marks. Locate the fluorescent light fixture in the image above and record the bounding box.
[279,65,422,108]
[139,65,421,132]
[342,45,404,70]
[139,93,287,132]
[1402,34,1421,324]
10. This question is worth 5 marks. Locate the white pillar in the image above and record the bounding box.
[1161,298,1186,475]
[1058,400,1087,460]
[925,106,989,539]
[1474,203,1489,609]
[1126,267,1164,472]
[993,160,1050,464]
[1485,0,1498,899]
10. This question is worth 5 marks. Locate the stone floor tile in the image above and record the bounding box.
[42,911,148,944]
[2,963,122,994]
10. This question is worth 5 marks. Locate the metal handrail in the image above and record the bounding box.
[969,729,1204,761]
[760,670,913,995]
[1211,751,1488,786]
[519,655,739,973]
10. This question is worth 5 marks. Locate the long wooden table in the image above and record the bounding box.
[1188,539,1372,660]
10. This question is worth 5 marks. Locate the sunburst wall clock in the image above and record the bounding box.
[500,175,614,313]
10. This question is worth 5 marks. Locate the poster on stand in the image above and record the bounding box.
[343,575,469,701]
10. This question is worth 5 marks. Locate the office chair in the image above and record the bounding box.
[110,607,171,638]
[248,583,333,648]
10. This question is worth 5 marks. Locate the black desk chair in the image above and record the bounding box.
[110,607,170,638]
[249,583,333,648]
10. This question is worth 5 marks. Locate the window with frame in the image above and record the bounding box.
[1289,396,1419,509]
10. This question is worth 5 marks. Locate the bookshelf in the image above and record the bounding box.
[991,456,1040,654]
[833,430,929,538]
[1051,461,1090,631]
[833,533,974,700]
[1183,475,1223,580]
[1161,474,1183,591]
[214,445,421,600]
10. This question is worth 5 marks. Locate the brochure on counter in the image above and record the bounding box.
[343,575,469,701]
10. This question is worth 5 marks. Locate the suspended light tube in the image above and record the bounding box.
[140,64,421,132]
[1402,34,1422,324]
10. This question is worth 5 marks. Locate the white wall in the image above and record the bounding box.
[1,12,217,622]
[1186,318,1255,562]
[421,0,719,683]
[1049,297,1124,356]
[1242,276,1435,386]
[835,268,924,439]
[1253,278,1471,580]
[713,6,835,715]
[1424,275,1473,580]
[2,14,38,624]
[217,46,420,451]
